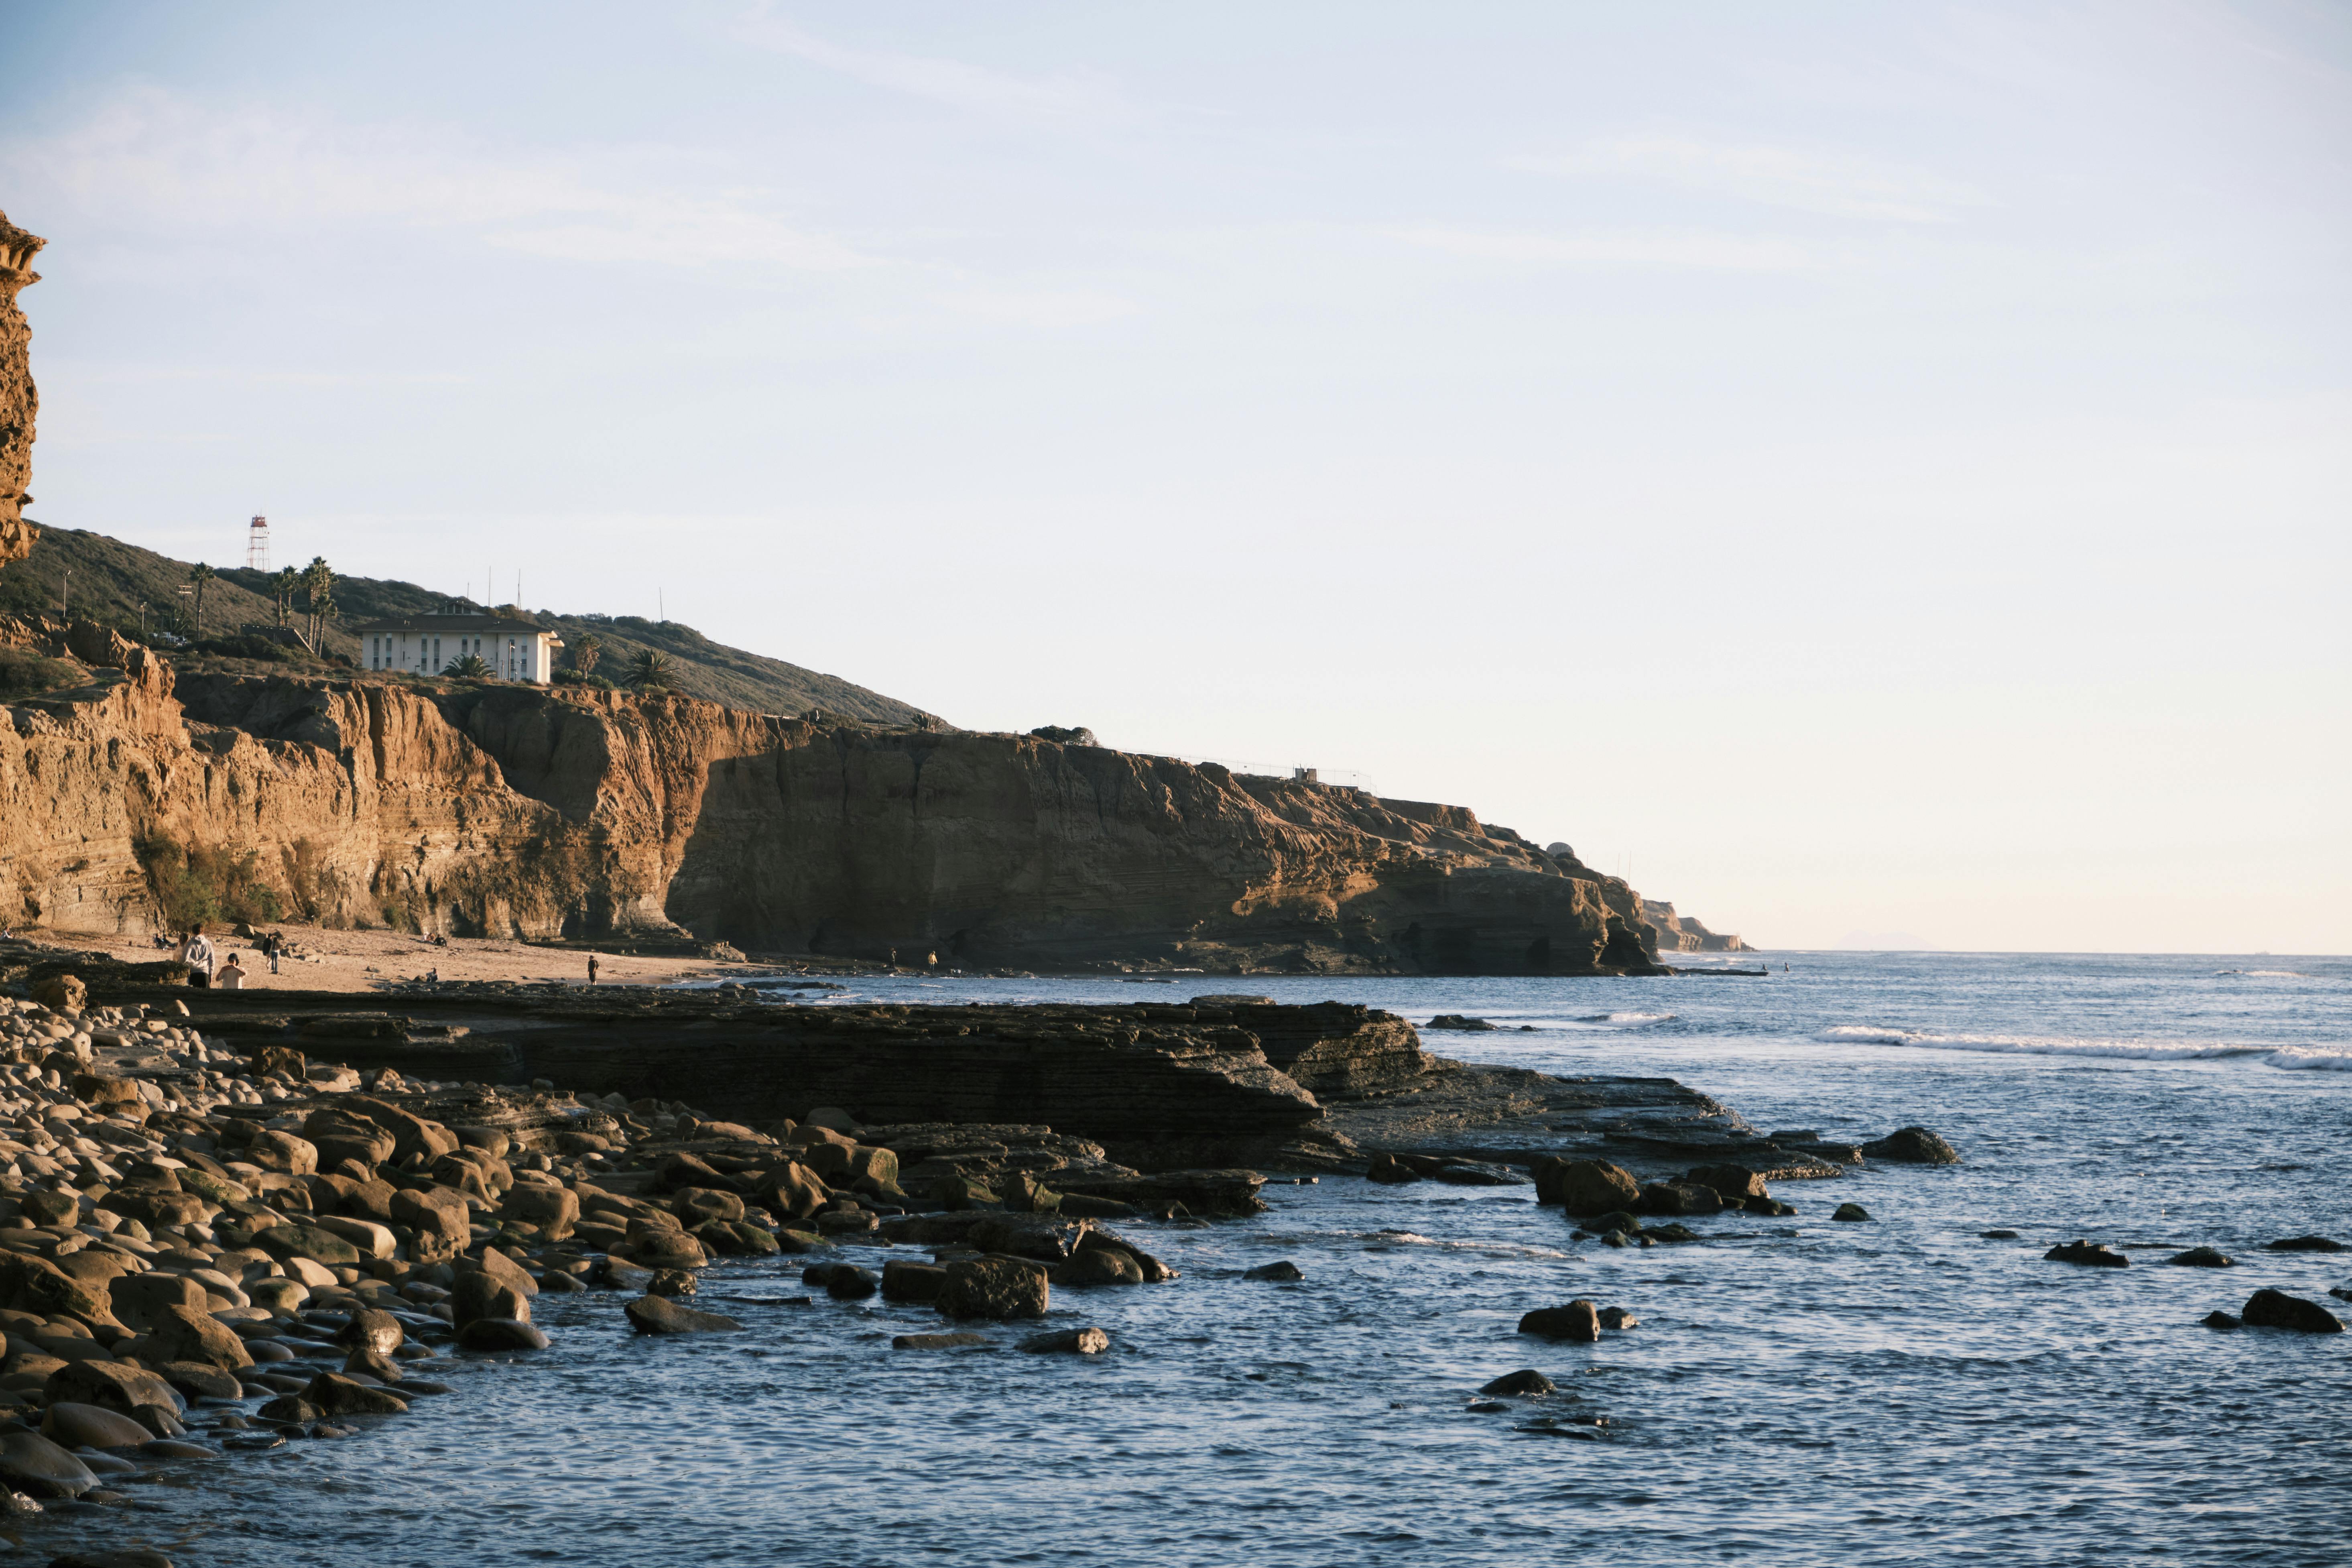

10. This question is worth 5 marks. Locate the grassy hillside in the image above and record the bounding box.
[0,525,935,724]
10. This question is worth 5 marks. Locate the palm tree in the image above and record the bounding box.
[187,563,214,639]
[301,557,335,650]
[444,653,492,679]
[571,634,602,677]
[627,649,672,691]
[270,565,300,628]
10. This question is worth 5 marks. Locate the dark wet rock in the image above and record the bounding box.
[1518,1300,1600,1343]
[255,1396,320,1425]
[450,1272,531,1330]
[1685,1164,1767,1201]
[1860,1127,1960,1164]
[624,1294,743,1334]
[1433,1161,1525,1186]
[1832,1203,1872,1222]
[825,1266,880,1302]
[40,1402,151,1450]
[1600,1230,1631,1248]
[333,1308,406,1356]
[1980,1229,2019,1239]
[1365,1154,1421,1185]
[1058,1248,1144,1287]
[147,1304,253,1371]
[2044,1240,2128,1268]
[1425,1015,1496,1031]
[1638,1182,1723,1217]
[1644,1223,1700,1245]
[1575,1210,1640,1236]
[1243,1261,1305,1281]
[456,1318,550,1351]
[44,1361,182,1416]
[2240,1289,2344,1334]
[1478,1369,1555,1396]
[1535,1159,1641,1218]
[1597,1307,1639,1330]
[597,1258,655,1291]
[1019,1326,1109,1354]
[2202,1311,2242,1331]
[937,1257,1049,1321]
[649,1269,697,1299]
[882,1261,947,1304]
[1466,1399,1510,1413]
[139,1438,220,1460]
[2265,1236,2344,1253]
[2167,1247,2234,1268]
[1742,1196,1797,1217]
[893,1332,987,1350]
[2331,1287,2352,1304]
[157,1362,244,1402]
[305,1372,410,1415]
[343,1347,403,1383]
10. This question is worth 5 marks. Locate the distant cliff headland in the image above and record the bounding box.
[0,636,1713,973]
[0,206,1742,973]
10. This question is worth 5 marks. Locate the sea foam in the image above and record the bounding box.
[1818,1024,2350,1071]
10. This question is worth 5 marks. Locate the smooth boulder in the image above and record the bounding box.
[1534,1158,1641,1218]
[624,1295,743,1334]
[2045,1240,2128,1268]
[2240,1289,2344,1334]
[1518,1301,1601,1343]
[1860,1127,1960,1164]
[937,1258,1049,1321]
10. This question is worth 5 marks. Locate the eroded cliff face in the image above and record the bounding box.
[5,657,1665,973]
[0,211,44,574]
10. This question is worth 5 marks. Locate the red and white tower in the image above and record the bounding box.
[246,515,270,571]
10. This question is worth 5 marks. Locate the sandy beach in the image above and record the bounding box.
[16,923,734,994]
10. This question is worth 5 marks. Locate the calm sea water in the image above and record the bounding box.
[37,953,2352,1568]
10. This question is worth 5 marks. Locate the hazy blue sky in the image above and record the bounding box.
[6,2,2346,952]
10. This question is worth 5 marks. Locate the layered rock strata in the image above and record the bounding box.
[79,984,1767,1179]
[0,210,39,575]
[8,657,1671,975]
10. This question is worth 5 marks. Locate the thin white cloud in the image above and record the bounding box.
[4,86,867,271]
[732,8,1126,121]
[1512,134,1985,224]
[1388,226,1825,272]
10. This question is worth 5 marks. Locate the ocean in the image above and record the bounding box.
[39,952,2352,1567]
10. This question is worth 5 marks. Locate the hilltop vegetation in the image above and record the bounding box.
[0,525,933,724]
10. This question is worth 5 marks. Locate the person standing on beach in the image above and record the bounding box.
[265,930,282,974]
[181,925,216,989]
[587,954,600,985]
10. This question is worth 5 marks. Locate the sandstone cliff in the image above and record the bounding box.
[0,211,42,575]
[5,650,1667,974]
[1640,899,1748,953]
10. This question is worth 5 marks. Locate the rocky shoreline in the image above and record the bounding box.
[2,974,2340,1566]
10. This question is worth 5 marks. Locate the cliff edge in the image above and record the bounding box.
[4,656,1670,975]
[0,210,43,575]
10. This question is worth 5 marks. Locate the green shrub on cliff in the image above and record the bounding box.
[0,646,82,699]
[134,832,283,931]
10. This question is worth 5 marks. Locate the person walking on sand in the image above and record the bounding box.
[587,954,600,986]
[264,930,283,974]
[181,925,216,989]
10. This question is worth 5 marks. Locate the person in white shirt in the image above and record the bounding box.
[215,954,246,990]
[181,927,216,988]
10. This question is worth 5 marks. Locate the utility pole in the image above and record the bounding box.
[59,568,69,619]
[138,602,148,638]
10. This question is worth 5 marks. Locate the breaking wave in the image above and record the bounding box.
[1819,1024,2351,1071]
[1571,1011,1677,1026]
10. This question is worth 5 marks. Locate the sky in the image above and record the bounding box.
[4,1,2347,954]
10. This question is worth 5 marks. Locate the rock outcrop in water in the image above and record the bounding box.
[4,654,1673,975]
[0,211,42,577]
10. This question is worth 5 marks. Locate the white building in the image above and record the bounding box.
[354,614,565,685]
